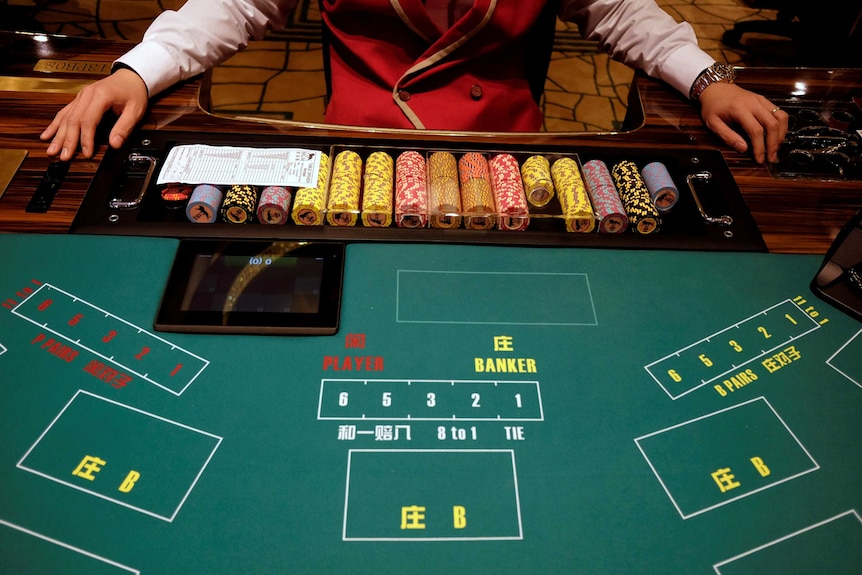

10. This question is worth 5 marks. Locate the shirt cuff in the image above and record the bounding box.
[114,42,182,98]
[658,44,716,100]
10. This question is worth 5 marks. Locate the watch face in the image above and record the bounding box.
[714,62,736,80]
[691,63,735,100]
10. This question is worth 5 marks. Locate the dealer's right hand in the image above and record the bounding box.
[41,68,148,161]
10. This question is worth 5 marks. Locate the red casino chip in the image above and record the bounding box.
[160,184,193,209]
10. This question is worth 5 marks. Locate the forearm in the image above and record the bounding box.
[559,0,714,98]
[115,0,295,97]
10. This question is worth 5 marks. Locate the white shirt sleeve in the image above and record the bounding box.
[559,0,715,99]
[116,0,295,97]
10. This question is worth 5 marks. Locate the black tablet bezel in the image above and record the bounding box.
[811,208,862,323]
[154,239,345,335]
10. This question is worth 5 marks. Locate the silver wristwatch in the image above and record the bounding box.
[689,62,736,101]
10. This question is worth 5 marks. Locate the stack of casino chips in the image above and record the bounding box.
[292,152,330,225]
[161,183,193,209]
[395,151,428,228]
[488,153,530,231]
[581,159,628,233]
[186,184,223,224]
[520,155,555,208]
[327,150,363,226]
[427,151,462,228]
[611,160,661,234]
[640,161,679,213]
[256,186,292,225]
[220,184,259,224]
[550,157,596,233]
[361,151,394,227]
[457,152,496,230]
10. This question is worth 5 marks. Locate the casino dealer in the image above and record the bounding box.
[43,2,788,167]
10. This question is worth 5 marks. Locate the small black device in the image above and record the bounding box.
[155,240,345,335]
[26,160,68,213]
[811,208,862,322]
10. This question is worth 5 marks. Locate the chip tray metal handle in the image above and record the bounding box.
[686,171,733,226]
[108,152,157,209]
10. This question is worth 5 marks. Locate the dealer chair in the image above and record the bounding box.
[723,1,862,67]
[721,2,799,49]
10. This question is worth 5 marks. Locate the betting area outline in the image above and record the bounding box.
[644,297,825,400]
[11,282,209,396]
[319,378,542,541]
[17,390,222,522]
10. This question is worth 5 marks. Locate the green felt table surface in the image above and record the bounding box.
[1,234,860,574]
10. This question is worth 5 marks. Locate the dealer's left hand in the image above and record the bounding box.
[698,82,789,164]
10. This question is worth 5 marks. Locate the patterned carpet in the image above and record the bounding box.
[3,0,799,132]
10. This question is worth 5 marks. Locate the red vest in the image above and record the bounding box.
[321,0,550,131]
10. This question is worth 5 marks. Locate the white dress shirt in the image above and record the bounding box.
[117,0,713,107]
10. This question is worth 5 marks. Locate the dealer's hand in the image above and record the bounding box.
[41,68,148,161]
[698,82,789,164]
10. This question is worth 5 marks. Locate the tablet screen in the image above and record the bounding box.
[155,240,344,335]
